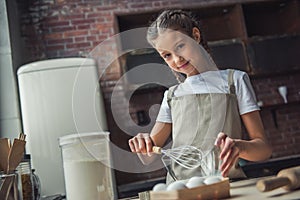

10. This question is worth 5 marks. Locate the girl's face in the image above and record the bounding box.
[153,28,204,77]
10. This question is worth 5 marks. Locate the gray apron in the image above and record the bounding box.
[166,69,246,183]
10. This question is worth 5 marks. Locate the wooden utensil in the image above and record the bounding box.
[256,166,300,192]
[0,138,10,171]
[0,133,26,200]
[7,133,26,173]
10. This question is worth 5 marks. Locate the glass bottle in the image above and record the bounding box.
[17,154,34,200]
[31,169,41,200]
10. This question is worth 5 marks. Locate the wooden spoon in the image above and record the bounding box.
[0,138,10,172]
[7,133,26,173]
[1,134,26,200]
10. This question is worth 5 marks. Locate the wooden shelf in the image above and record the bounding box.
[260,100,300,110]
[260,100,300,128]
[208,39,250,71]
[249,68,300,79]
[125,84,167,97]
[117,0,300,80]
[193,4,247,41]
[247,34,300,74]
[243,0,300,37]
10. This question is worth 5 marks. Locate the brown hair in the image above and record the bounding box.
[147,9,210,52]
[147,9,210,82]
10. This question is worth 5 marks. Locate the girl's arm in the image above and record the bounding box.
[128,122,172,165]
[216,110,272,177]
[237,110,272,161]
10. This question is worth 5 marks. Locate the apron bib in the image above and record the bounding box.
[166,69,246,183]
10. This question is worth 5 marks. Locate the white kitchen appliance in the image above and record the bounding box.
[17,58,114,197]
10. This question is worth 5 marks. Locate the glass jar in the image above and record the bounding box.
[0,171,22,200]
[31,169,41,200]
[17,154,34,200]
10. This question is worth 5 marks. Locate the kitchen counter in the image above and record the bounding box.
[120,177,300,200]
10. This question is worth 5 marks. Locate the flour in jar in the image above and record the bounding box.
[63,160,114,200]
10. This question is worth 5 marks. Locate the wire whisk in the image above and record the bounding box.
[152,145,202,169]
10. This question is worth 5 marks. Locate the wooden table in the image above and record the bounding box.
[121,177,300,200]
[228,177,300,200]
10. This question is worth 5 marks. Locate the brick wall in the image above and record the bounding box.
[16,0,300,187]
[251,73,300,157]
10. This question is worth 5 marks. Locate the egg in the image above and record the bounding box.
[176,179,188,185]
[203,176,222,185]
[188,176,205,183]
[186,176,205,188]
[166,181,187,191]
[152,183,167,191]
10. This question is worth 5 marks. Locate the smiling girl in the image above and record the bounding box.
[128,9,272,183]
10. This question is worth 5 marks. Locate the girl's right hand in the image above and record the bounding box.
[128,133,153,155]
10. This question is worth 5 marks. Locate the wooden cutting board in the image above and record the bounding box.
[139,178,230,200]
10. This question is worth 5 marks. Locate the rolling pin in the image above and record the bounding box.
[256,166,300,192]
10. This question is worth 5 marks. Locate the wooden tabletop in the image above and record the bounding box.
[120,176,300,200]
[228,177,300,200]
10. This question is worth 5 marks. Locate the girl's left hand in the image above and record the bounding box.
[214,132,240,177]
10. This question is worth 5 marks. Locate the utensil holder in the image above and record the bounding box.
[0,171,22,200]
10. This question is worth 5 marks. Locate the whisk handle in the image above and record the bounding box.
[152,146,162,154]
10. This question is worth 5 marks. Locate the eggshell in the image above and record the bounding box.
[203,176,222,185]
[166,181,187,191]
[186,176,205,188]
[152,183,167,191]
[188,176,205,183]
[176,179,188,184]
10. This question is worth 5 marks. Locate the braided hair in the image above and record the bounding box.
[147,10,211,82]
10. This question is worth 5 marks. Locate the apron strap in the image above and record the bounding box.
[167,69,236,107]
[167,85,179,108]
[228,69,236,94]
[228,69,248,172]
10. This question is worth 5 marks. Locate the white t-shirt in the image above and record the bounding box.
[156,69,259,123]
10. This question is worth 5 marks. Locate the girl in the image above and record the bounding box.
[128,9,272,183]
